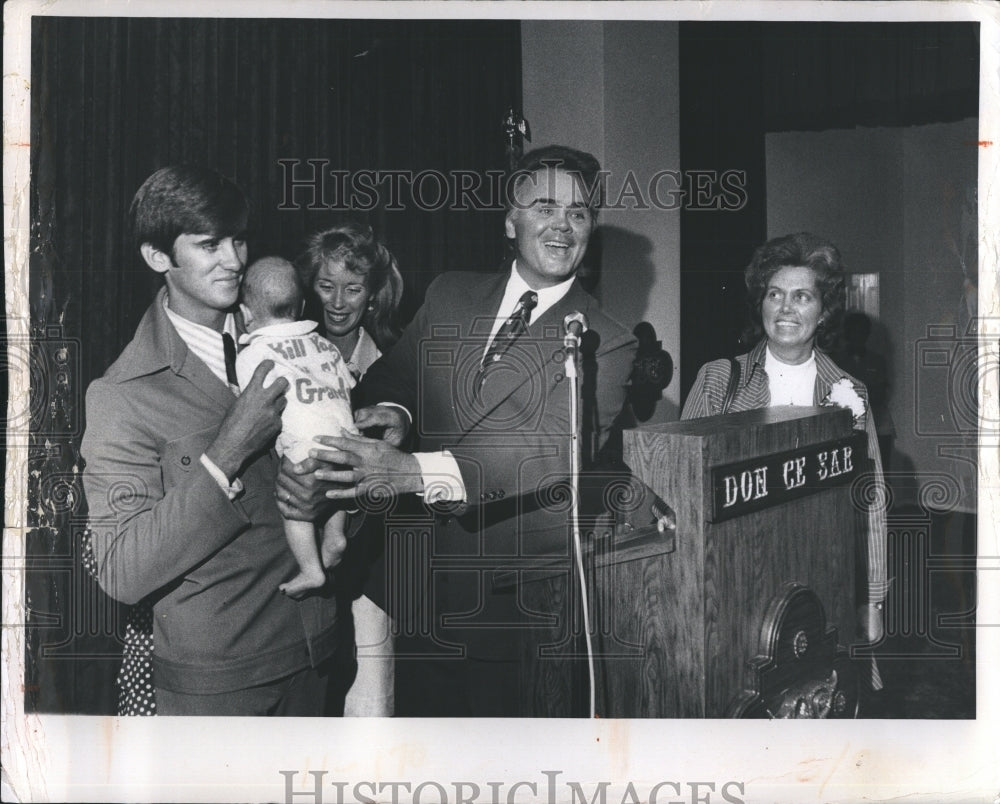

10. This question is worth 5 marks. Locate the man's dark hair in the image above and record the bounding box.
[130,165,249,256]
[506,145,604,213]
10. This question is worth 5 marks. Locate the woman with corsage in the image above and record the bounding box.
[681,232,888,689]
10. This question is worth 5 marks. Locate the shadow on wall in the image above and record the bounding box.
[583,225,680,423]
[831,311,898,475]
[630,322,674,422]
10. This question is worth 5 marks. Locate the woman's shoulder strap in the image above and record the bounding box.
[721,357,741,415]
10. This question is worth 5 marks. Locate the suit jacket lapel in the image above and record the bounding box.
[532,280,593,399]
[455,278,588,439]
[812,348,872,430]
[148,288,238,412]
[466,272,509,338]
[456,274,529,432]
[812,349,842,406]
[176,343,238,411]
[535,280,591,335]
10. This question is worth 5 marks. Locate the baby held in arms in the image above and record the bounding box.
[236,256,357,598]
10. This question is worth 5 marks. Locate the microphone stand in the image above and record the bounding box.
[564,331,596,719]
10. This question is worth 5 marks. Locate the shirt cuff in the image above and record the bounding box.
[199,454,244,501]
[413,451,466,503]
[378,401,413,425]
[865,578,891,604]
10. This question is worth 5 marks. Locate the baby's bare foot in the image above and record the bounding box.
[279,568,327,599]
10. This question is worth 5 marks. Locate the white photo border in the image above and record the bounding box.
[3,1,998,802]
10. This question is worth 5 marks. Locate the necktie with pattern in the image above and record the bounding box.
[476,290,538,393]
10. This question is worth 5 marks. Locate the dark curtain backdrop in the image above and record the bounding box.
[26,16,521,714]
[679,21,979,398]
[762,23,979,133]
[679,22,767,401]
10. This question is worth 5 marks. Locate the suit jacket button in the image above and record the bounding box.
[497,490,505,499]
[488,491,497,500]
[181,455,191,466]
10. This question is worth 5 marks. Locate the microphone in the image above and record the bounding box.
[560,308,596,717]
[563,312,588,348]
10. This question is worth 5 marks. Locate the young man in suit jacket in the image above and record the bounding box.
[82,166,345,715]
[285,146,639,716]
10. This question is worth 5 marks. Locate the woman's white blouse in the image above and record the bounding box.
[765,346,817,407]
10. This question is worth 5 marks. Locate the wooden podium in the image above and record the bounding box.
[595,406,865,718]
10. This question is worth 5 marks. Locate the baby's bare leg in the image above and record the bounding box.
[279,518,328,598]
[321,509,349,569]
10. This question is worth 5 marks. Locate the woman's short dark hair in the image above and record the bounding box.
[743,232,846,350]
[130,165,248,256]
[297,222,404,350]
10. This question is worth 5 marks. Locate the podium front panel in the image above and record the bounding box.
[599,407,861,717]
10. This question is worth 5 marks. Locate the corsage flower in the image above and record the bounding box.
[822,377,867,425]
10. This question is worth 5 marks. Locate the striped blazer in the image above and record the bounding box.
[682,338,888,602]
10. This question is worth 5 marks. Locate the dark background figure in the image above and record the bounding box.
[833,311,896,473]
[627,322,674,422]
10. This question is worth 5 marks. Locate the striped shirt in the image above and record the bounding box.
[682,338,889,602]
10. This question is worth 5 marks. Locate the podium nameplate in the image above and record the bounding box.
[600,409,861,716]
[710,431,866,523]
